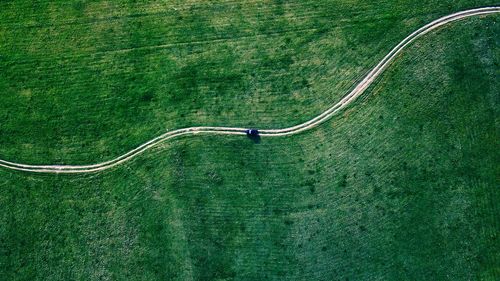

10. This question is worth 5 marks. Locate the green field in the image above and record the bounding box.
[0,0,498,164]
[1,1,499,280]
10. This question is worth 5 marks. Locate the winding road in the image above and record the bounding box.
[1,7,499,173]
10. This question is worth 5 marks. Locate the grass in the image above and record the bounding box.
[1,7,499,281]
[0,0,498,164]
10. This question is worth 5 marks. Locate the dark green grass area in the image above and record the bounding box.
[0,0,498,164]
[1,16,499,280]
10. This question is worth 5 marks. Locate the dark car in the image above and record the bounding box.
[246,129,259,136]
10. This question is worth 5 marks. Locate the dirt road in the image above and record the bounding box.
[1,7,498,173]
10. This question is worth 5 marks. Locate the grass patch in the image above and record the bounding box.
[0,0,498,164]
[0,12,498,281]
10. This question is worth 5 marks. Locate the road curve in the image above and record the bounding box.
[1,7,499,174]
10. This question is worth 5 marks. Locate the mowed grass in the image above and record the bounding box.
[1,14,499,281]
[0,0,498,164]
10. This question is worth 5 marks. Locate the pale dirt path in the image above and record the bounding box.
[1,7,499,173]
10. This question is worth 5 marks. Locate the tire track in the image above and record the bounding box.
[1,7,498,173]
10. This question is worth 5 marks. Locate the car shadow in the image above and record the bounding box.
[247,133,261,144]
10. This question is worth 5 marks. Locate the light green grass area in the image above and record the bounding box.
[0,0,498,164]
[1,7,499,280]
